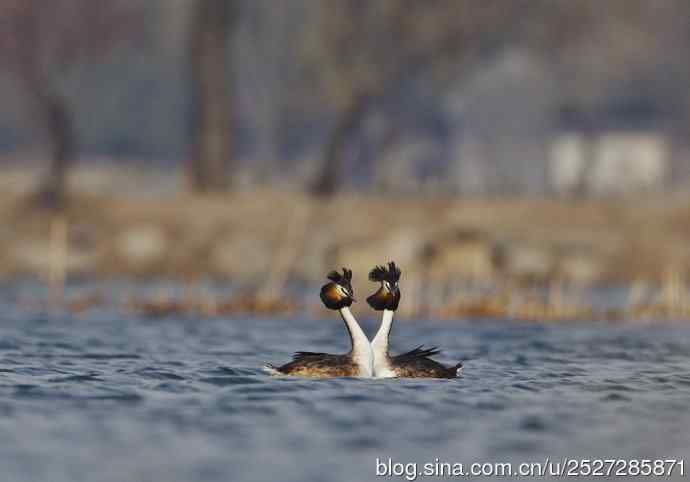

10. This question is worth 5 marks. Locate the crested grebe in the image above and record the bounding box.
[265,268,374,378]
[368,262,462,378]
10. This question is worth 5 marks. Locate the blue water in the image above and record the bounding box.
[1,306,689,482]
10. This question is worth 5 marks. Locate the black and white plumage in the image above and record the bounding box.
[320,268,355,310]
[265,268,373,378]
[368,262,462,379]
[366,262,401,311]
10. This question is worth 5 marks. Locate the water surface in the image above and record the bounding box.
[1,306,689,481]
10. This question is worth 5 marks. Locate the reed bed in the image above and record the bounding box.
[16,269,690,324]
[9,191,690,324]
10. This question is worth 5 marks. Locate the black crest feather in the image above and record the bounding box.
[368,266,387,282]
[368,261,401,283]
[327,267,353,285]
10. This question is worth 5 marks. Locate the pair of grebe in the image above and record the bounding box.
[266,262,462,379]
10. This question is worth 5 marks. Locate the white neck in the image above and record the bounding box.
[340,307,373,377]
[371,309,397,377]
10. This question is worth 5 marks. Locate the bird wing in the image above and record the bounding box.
[392,344,442,362]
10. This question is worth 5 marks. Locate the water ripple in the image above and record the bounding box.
[0,312,688,482]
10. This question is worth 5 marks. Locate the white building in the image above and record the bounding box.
[550,131,667,196]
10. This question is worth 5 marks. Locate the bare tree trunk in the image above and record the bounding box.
[12,6,76,211]
[21,71,76,210]
[38,92,75,208]
[310,92,371,196]
[189,0,235,193]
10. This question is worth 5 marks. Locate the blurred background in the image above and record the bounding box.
[2,0,690,321]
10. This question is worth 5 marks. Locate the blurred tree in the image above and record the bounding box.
[302,0,596,196]
[235,0,305,182]
[0,0,137,208]
[188,0,236,193]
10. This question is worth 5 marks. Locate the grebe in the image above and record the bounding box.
[368,262,462,378]
[265,268,374,378]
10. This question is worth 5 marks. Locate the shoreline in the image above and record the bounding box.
[4,187,690,322]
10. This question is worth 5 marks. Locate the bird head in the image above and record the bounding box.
[320,267,355,310]
[366,261,401,311]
